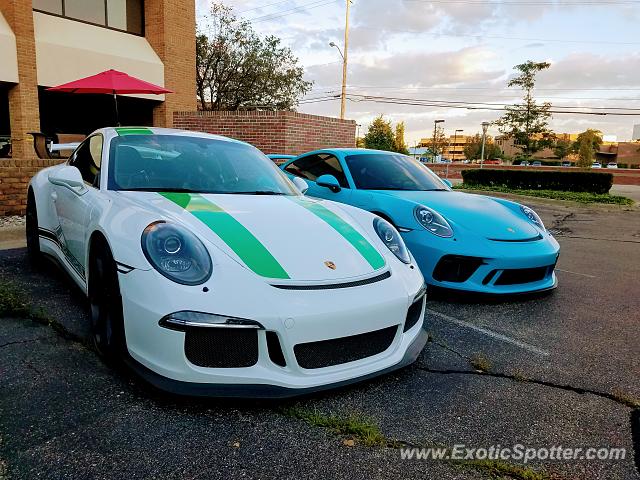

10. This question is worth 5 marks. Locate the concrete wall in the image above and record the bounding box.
[173,111,356,155]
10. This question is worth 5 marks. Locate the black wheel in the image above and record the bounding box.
[89,241,126,361]
[26,190,42,266]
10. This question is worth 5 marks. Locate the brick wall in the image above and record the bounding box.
[173,111,356,155]
[145,0,196,127]
[0,158,64,215]
[0,0,40,159]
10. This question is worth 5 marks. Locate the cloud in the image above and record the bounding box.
[539,53,640,90]
[306,46,505,89]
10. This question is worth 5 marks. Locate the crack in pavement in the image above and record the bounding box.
[0,338,44,349]
[416,367,640,476]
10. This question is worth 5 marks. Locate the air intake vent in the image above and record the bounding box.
[184,327,259,368]
[294,326,397,369]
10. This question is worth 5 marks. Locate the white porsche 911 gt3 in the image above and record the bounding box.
[27,127,427,397]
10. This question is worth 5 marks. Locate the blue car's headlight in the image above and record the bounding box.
[520,205,545,230]
[373,217,411,264]
[142,222,212,285]
[414,205,453,238]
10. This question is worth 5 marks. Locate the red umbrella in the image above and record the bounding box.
[47,69,172,126]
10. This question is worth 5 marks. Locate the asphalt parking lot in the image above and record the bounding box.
[1,196,639,480]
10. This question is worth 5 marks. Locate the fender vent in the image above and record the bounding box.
[404,296,425,332]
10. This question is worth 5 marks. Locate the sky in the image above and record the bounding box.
[196,0,640,144]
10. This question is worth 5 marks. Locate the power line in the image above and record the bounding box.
[237,0,296,14]
[301,93,640,115]
[248,0,338,23]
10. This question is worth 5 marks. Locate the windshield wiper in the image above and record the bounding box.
[122,187,210,193]
[228,191,288,195]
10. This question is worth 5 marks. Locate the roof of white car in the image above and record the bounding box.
[96,126,247,145]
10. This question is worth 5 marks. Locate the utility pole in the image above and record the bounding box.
[480,121,490,169]
[340,0,351,120]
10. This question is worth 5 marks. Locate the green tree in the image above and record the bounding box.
[196,3,312,111]
[553,140,573,160]
[574,129,603,168]
[495,61,555,159]
[463,133,502,160]
[364,116,396,151]
[393,122,409,154]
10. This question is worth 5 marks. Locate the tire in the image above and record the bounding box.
[26,190,42,267]
[89,241,127,361]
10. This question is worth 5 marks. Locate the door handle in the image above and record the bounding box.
[51,191,57,201]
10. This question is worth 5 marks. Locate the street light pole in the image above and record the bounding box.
[340,0,351,120]
[480,121,490,169]
[432,119,444,163]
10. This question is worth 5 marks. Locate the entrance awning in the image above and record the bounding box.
[0,11,18,83]
[33,11,165,100]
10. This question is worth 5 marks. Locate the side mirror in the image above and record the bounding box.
[292,176,309,194]
[316,174,341,193]
[48,166,88,196]
[442,179,453,188]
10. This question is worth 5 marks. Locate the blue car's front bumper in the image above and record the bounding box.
[402,230,560,294]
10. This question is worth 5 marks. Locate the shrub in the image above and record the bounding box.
[461,169,613,194]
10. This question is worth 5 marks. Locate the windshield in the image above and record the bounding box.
[108,134,297,195]
[345,153,449,191]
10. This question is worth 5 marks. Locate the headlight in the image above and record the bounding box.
[414,205,453,238]
[141,222,212,285]
[373,217,411,264]
[520,205,545,230]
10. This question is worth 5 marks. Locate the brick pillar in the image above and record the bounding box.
[0,0,40,159]
[145,0,196,128]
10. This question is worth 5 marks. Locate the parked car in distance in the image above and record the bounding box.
[27,128,427,397]
[280,149,560,295]
[561,161,571,167]
[532,161,542,167]
[606,162,618,169]
[520,160,529,166]
[592,162,602,169]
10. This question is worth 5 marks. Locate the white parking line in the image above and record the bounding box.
[555,268,596,279]
[426,309,550,357]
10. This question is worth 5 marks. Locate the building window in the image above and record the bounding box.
[33,0,144,35]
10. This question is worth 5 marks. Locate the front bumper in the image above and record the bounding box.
[402,229,560,294]
[117,258,426,396]
[124,328,428,398]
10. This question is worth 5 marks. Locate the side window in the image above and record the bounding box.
[284,154,349,188]
[70,135,102,186]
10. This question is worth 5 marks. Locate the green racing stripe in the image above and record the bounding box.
[116,127,153,136]
[288,197,386,270]
[160,192,290,279]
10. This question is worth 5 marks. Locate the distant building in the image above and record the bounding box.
[496,132,640,167]
[633,124,640,141]
[418,134,472,161]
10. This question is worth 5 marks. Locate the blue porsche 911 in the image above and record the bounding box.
[280,149,560,294]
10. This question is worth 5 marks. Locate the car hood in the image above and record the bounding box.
[117,191,386,282]
[374,190,540,241]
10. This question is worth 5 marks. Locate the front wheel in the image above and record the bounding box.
[26,190,42,266]
[89,242,127,361]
